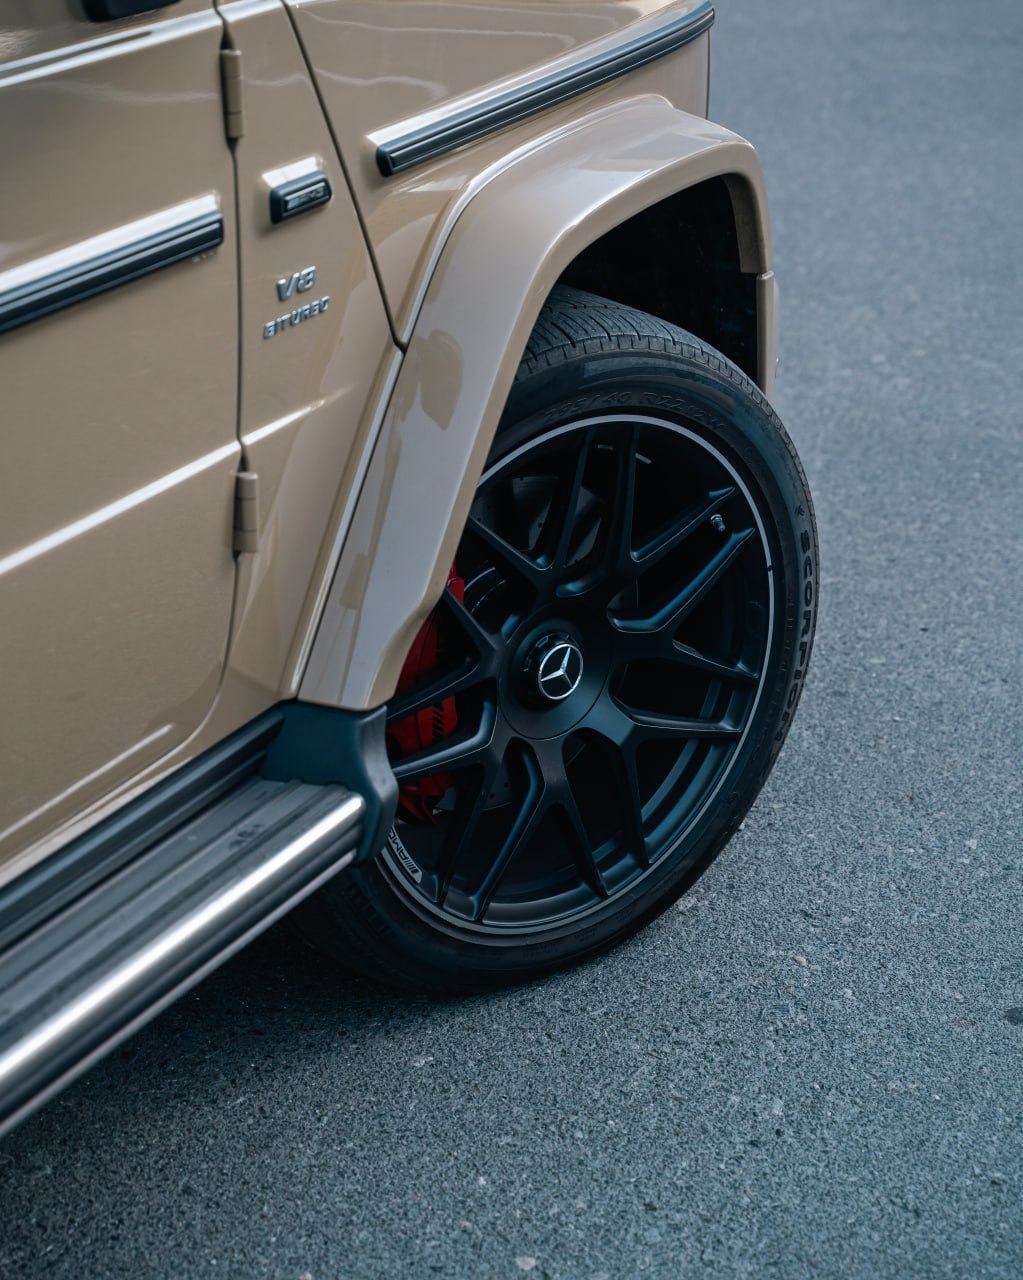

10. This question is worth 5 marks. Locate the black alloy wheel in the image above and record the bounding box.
[384,411,772,930]
[302,288,817,991]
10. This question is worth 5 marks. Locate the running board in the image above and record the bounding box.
[0,773,363,1135]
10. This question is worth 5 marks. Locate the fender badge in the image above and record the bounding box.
[263,294,330,339]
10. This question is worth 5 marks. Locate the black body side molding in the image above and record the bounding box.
[375,2,715,177]
[83,1,180,22]
[0,210,224,336]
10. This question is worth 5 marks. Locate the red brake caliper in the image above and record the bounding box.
[387,565,465,824]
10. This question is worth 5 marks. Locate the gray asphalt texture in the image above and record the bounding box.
[2,1,1022,1276]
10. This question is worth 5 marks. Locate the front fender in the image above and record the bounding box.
[300,97,774,711]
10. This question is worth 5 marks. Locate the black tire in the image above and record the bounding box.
[303,286,818,992]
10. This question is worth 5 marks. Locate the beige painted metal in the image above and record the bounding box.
[283,0,711,338]
[0,1,239,868]
[214,0,398,701]
[0,0,215,62]
[301,99,773,711]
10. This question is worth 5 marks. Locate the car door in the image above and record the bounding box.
[0,0,239,869]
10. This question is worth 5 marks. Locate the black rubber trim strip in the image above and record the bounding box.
[83,0,180,19]
[0,209,224,336]
[375,2,715,177]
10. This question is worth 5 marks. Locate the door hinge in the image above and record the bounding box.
[220,48,245,141]
[233,471,259,554]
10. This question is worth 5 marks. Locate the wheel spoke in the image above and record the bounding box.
[441,586,504,661]
[462,744,548,922]
[612,624,763,681]
[431,759,501,905]
[613,743,648,867]
[546,433,592,572]
[605,427,639,571]
[630,487,736,577]
[613,528,756,637]
[667,640,760,686]
[619,704,742,743]
[387,658,486,722]
[578,699,648,866]
[550,769,609,900]
[390,700,499,782]
[464,516,547,588]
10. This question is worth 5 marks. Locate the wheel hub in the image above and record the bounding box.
[524,633,584,704]
[503,617,608,739]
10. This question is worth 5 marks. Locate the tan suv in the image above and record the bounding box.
[0,0,817,1132]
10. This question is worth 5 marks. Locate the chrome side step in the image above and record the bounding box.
[0,775,363,1135]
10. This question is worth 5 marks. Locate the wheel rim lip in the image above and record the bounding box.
[381,412,777,937]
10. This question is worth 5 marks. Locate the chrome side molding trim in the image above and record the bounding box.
[374,2,715,177]
[0,196,223,335]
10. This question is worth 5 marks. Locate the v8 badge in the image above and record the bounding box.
[264,265,330,339]
[275,265,317,302]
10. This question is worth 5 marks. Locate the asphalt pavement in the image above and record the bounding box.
[1,1,1021,1276]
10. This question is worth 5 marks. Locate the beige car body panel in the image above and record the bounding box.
[215,0,398,704]
[0,0,239,873]
[0,0,777,896]
[283,0,712,338]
